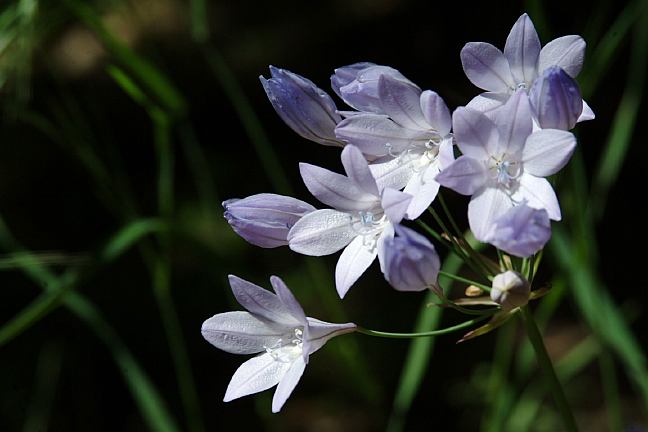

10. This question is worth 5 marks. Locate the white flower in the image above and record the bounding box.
[201,275,356,413]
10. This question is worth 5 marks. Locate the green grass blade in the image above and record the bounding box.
[23,341,65,432]
[101,218,166,261]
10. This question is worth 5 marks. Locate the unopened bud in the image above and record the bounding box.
[490,271,530,311]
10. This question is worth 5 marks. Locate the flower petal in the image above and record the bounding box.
[271,356,306,413]
[435,155,488,196]
[299,163,378,211]
[341,145,380,196]
[468,187,514,241]
[490,90,533,157]
[513,173,561,220]
[369,154,418,191]
[437,137,456,169]
[201,311,289,354]
[577,99,595,122]
[288,209,356,256]
[305,318,356,354]
[504,13,541,84]
[522,129,577,177]
[404,161,441,219]
[228,275,297,324]
[335,235,379,298]
[381,188,413,224]
[466,92,508,115]
[377,75,428,129]
[452,107,500,159]
[461,42,515,92]
[270,276,307,326]
[420,90,451,135]
[224,353,291,402]
[538,35,586,77]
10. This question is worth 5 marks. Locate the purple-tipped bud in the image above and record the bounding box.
[260,66,343,146]
[491,271,530,311]
[529,66,583,130]
[223,193,316,248]
[382,225,440,292]
[331,63,418,113]
[486,204,551,258]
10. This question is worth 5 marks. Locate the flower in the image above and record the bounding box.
[529,66,583,130]
[381,225,441,292]
[288,145,412,297]
[335,70,455,219]
[435,90,576,241]
[490,271,530,311]
[201,275,356,413]
[460,13,594,123]
[223,193,316,248]
[485,203,551,257]
[260,66,343,146]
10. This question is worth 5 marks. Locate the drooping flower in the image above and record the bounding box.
[381,224,441,292]
[436,90,576,241]
[288,145,412,298]
[529,66,583,130]
[485,203,551,257]
[223,193,316,248]
[201,275,356,413]
[490,271,530,311]
[460,13,594,123]
[260,66,343,146]
[335,71,455,219]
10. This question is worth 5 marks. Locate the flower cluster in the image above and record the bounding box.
[205,13,593,412]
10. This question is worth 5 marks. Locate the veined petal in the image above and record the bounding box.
[504,13,541,84]
[378,75,428,129]
[420,90,451,136]
[229,275,296,324]
[404,160,441,219]
[490,90,533,157]
[523,129,577,177]
[466,92,508,115]
[538,35,586,78]
[577,100,595,122]
[299,163,378,211]
[224,353,291,402]
[381,188,413,224]
[369,154,418,191]
[341,145,380,196]
[201,311,289,355]
[461,42,516,92]
[271,356,306,413]
[305,318,356,354]
[288,209,356,256]
[468,186,514,241]
[438,137,456,169]
[452,107,500,159]
[377,222,395,273]
[270,276,307,326]
[335,235,379,298]
[513,173,561,220]
[435,156,488,196]
[335,114,431,157]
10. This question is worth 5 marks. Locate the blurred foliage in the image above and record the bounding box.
[0,0,646,431]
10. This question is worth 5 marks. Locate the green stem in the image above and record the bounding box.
[520,306,578,432]
[357,315,489,339]
[438,270,491,292]
[415,219,452,249]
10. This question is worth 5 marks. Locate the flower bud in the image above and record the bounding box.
[486,204,551,258]
[529,66,583,130]
[260,66,342,146]
[331,63,418,113]
[491,271,530,311]
[382,225,440,292]
[223,193,315,248]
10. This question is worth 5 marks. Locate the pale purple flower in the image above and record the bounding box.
[202,275,355,413]
[461,13,594,124]
[485,203,551,257]
[529,66,583,130]
[288,145,412,298]
[491,271,530,311]
[436,91,576,242]
[260,66,343,146]
[381,225,440,292]
[335,72,455,219]
[224,193,316,248]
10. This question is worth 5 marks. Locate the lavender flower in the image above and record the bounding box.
[382,225,440,292]
[490,271,530,311]
[436,91,576,241]
[260,66,343,146]
[529,66,583,130]
[202,275,356,413]
[288,145,412,298]
[461,13,594,123]
[224,193,315,248]
[485,204,551,257]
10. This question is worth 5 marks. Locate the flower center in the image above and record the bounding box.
[264,328,304,363]
[490,156,521,189]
